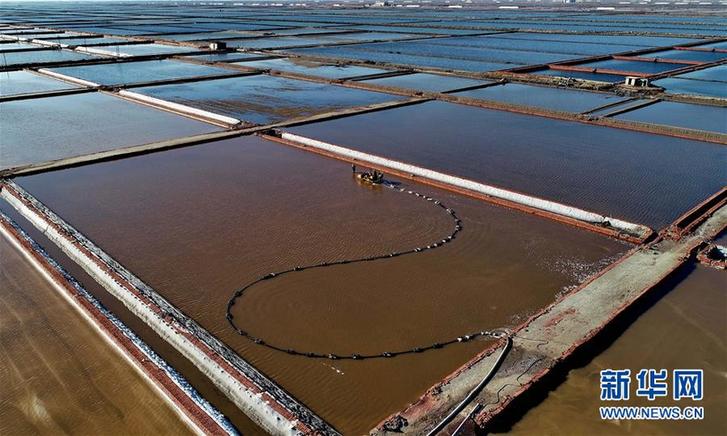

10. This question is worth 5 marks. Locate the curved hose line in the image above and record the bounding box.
[225,179,502,360]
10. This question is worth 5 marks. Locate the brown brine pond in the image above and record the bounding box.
[0,203,264,434]
[0,234,193,435]
[506,264,726,436]
[15,134,629,433]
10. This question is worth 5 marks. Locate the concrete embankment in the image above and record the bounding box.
[372,193,726,435]
[0,180,339,436]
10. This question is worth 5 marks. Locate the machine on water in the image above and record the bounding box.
[352,164,384,184]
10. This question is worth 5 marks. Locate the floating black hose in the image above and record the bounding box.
[225,178,501,360]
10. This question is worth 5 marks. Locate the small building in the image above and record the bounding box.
[208,41,227,51]
[625,76,650,87]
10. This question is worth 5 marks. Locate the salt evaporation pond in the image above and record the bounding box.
[289,101,727,229]
[1,92,218,169]
[362,72,487,92]
[15,134,627,433]
[454,83,627,113]
[47,59,238,85]
[133,75,402,124]
[0,70,78,96]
